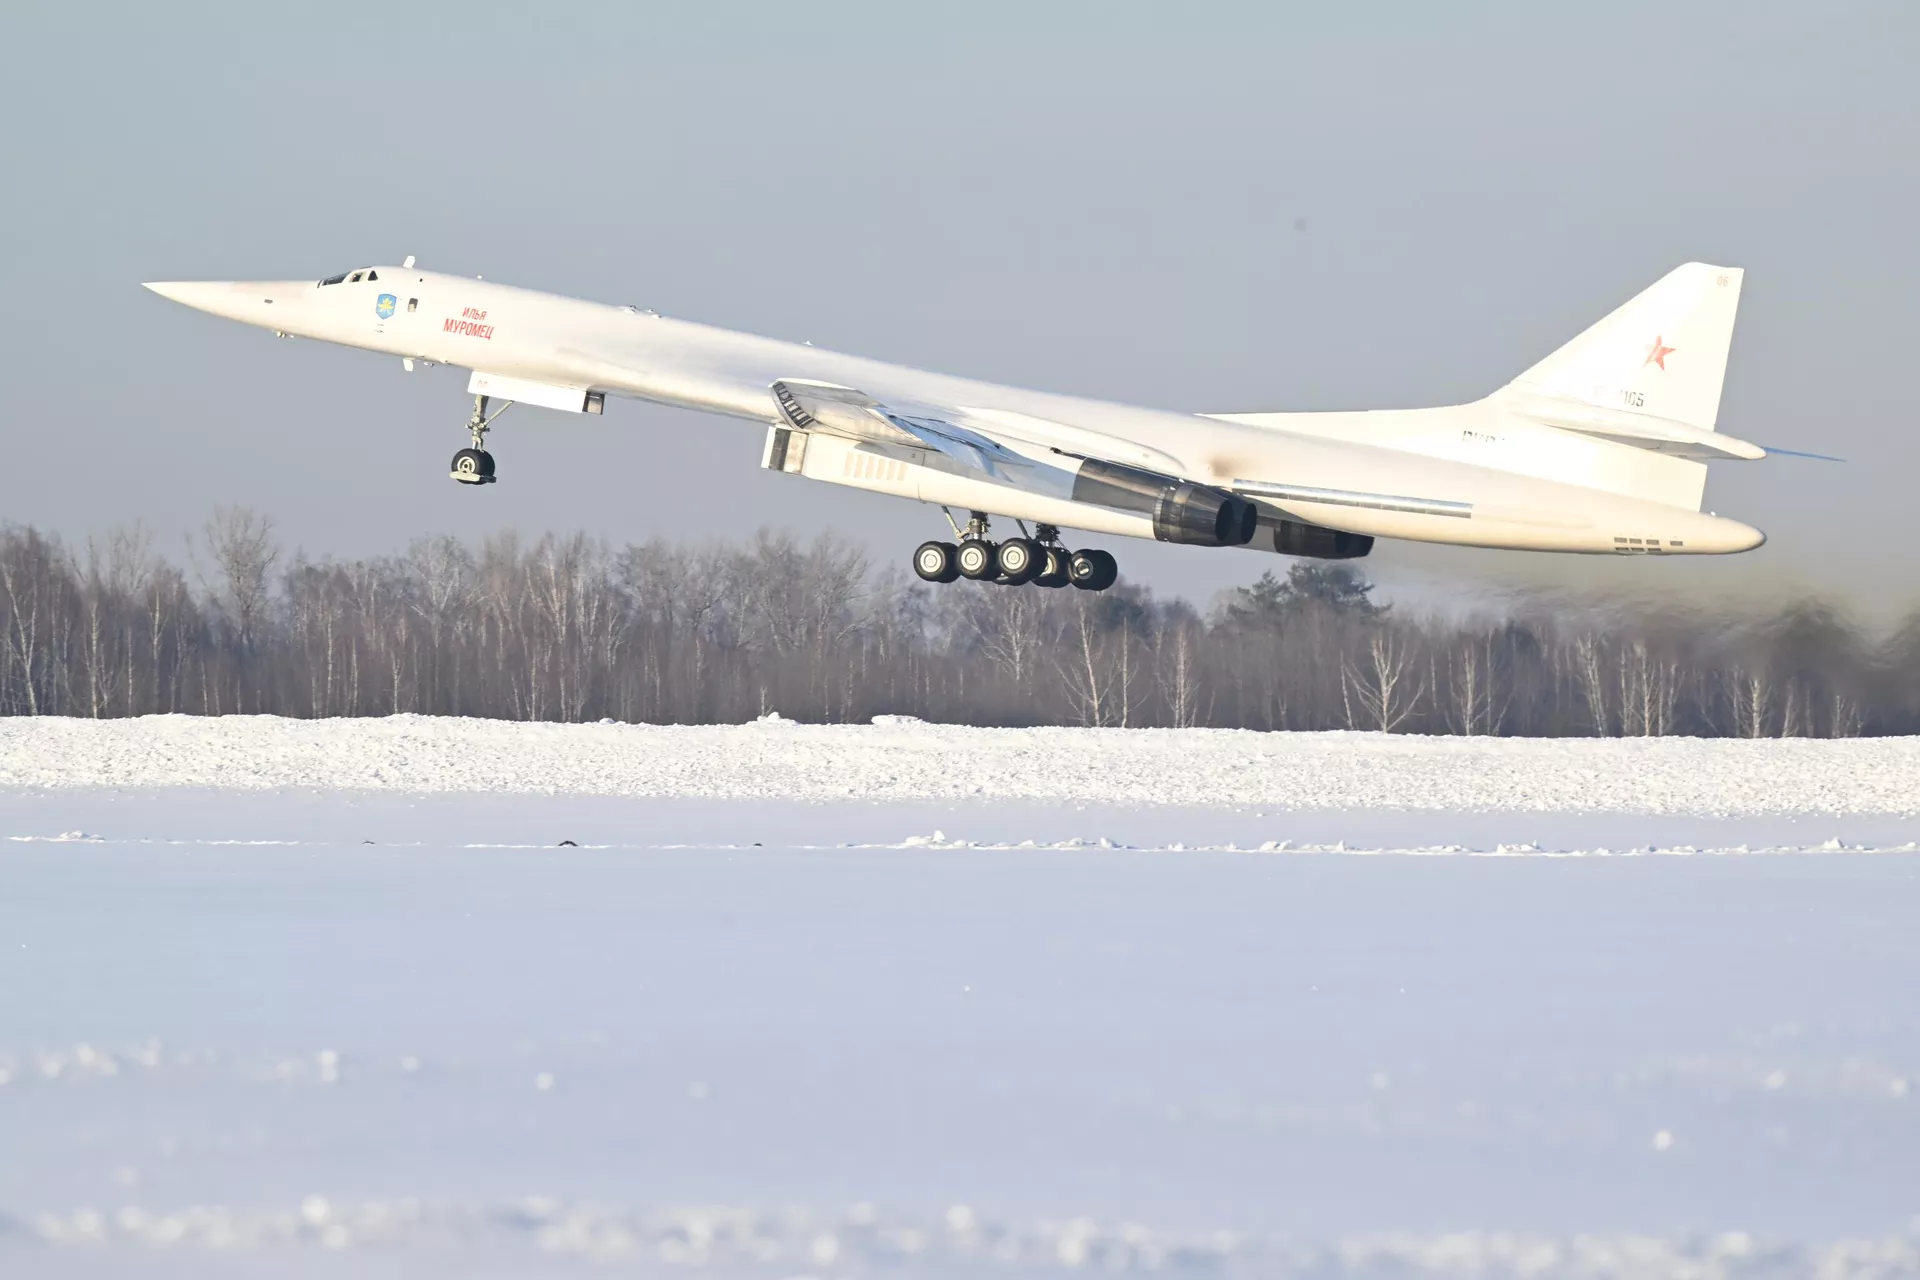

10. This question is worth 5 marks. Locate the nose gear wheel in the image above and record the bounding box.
[450,394,513,486]
[451,447,496,485]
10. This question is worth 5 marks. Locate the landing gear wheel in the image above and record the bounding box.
[913,540,961,584]
[956,538,998,581]
[1091,550,1119,590]
[1034,546,1071,589]
[995,538,1042,585]
[451,447,496,485]
[1068,548,1118,591]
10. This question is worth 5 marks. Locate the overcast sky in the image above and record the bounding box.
[3,2,1914,618]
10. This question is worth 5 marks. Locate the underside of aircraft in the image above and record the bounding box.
[144,258,1775,592]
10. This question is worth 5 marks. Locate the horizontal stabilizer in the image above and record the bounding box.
[1505,392,1765,460]
[1760,444,1845,462]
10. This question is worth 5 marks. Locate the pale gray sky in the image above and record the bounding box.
[3,2,1914,617]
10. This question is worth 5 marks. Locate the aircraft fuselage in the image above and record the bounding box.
[143,264,1768,559]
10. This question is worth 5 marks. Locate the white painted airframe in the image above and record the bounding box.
[146,259,1768,590]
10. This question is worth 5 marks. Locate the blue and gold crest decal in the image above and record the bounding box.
[375,293,398,320]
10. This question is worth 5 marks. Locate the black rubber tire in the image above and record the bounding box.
[1034,546,1071,588]
[451,447,495,482]
[1069,548,1118,591]
[1086,549,1118,591]
[956,538,998,581]
[913,540,960,584]
[995,538,1042,585]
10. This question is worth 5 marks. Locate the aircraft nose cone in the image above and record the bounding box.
[143,279,299,326]
[144,280,248,314]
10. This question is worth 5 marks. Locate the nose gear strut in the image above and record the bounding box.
[451,394,513,486]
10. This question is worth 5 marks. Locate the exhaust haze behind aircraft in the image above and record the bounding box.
[145,259,1768,591]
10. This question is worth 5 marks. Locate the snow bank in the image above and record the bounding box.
[21,1195,1920,1277]
[2,715,1918,815]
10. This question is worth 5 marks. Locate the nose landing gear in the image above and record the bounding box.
[451,447,495,484]
[450,394,513,486]
[909,514,1116,591]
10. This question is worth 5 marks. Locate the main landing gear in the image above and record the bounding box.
[912,514,1118,592]
[450,394,513,485]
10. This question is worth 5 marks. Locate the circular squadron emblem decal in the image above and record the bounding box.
[375,293,398,320]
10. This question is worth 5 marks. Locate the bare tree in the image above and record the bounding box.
[964,583,1055,693]
[0,528,66,715]
[1056,592,1117,727]
[1343,628,1426,733]
[1568,633,1614,736]
[1156,614,1206,729]
[0,516,1904,737]
[1439,625,1511,736]
[1616,640,1679,737]
[195,506,280,657]
[1830,691,1864,738]
[1721,665,1776,739]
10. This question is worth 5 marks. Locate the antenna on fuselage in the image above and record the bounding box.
[403,254,416,269]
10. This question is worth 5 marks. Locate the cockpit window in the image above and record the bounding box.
[349,271,365,283]
[366,269,378,281]
[319,273,348,286]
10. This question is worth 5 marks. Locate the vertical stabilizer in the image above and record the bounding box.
[1505,262,1742,431]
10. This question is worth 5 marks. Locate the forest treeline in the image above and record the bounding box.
[2,510,1915,736]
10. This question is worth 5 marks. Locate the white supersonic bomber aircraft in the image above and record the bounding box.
[145,258,1770,591]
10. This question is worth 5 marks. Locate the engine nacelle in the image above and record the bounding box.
[1270,518,1374,559]
[1072,460,1258,547]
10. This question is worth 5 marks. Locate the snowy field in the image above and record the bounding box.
[8,712,1920,815]
[3,718,1919,1277]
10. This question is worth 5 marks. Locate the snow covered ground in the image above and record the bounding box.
[2,718,1919,1276]
[5,713,1920,815]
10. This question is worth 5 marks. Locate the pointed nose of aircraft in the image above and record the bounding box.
[142,280,208,306]
[143,279,306,327]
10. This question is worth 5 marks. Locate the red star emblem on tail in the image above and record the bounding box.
[1643,335,1675,370]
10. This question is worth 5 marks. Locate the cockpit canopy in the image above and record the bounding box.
[318,268,378,286]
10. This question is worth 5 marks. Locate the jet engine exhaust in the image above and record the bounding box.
[1270,518,1374,560]
[1071,459,1258,547]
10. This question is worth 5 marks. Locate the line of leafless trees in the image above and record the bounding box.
[2,509,1915,736]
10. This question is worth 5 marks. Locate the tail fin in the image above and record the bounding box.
[1506,262,1743,431]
